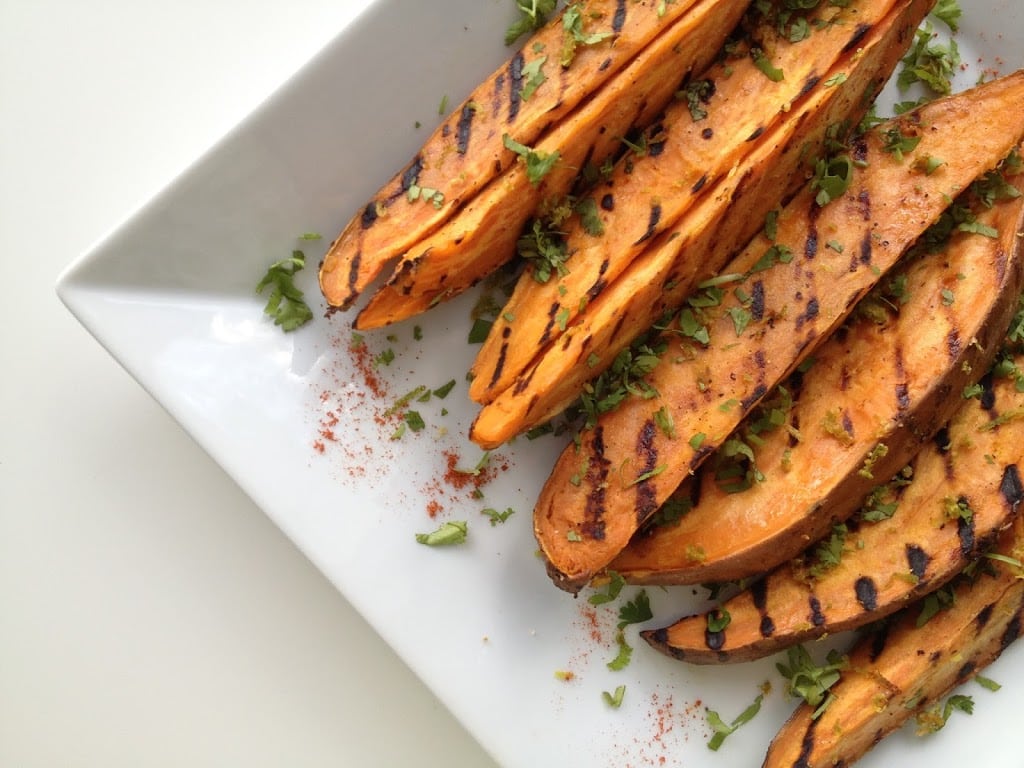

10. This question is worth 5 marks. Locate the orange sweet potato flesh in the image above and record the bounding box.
[761,514,1024,768]
[319,0,705,311]
[353,0,750,329]
[468,0,909,404]
[469,0,937,447]
[531,71,1024,594]
[612,179,1024,590]
[641,321,1024,664]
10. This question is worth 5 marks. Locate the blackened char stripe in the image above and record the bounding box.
[508,52,524,122]
[360,202,378,230]
[634,420,660,521]
[582,426,612,541]
[842,22,872,52]
[906,544,930,581]
[401,155,423,192]
[854,576,879,611]
[1001,464,1024,508]
[456,104,474,154]
[634,204,663,245]
[612,0,627,33]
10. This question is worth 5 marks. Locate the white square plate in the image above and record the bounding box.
[57,1,1024,765]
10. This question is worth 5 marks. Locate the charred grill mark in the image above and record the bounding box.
[800,74,821,98]
[843,22,873,53]
[705,626,726,651]
[586,259,612,302]
[947,327,962,362]
[751,280,765,322]
[1000,605,1023,652]
[582,427,612,540]
[957,505,976,556]
[702,127,713,140]
[746,125,765,143]
[648,137,667,157]
[934,426,955,479]
[1001,464,1024,508]
[906,544,930,581]
[346,252,363,304]
[691,174,708,194]
[957,661,977,681]
[739,350,768,411]
[895,346,911,413]
[750,580,775,638]
[360,202,378,230]
[857,189,871,221]
[508,53,524,122]
[795,719,819,768]
[598,56,613,72]
[795,297,820,331]
[634,420,660,520]
[634,204,663,244]
[855,577,879,611]
[401,155,424,193]
[601,193,614,211]
[852,135,869,166]
[456,104,474,155]
[512,361,538,396]
[868,622,890,662]
[537,301,561,347]
[839,364,851,392]
[977,602,995,630]
[486,328,513,390]
[980,372,997,412]
[612,0,627,33]
[805,225,818,260]
[858,230,873,268]
[731,167,755,204]
[809,595,826,627]
[841,410,855,439]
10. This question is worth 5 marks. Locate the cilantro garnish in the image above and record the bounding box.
[503,133,560,185]
[415,520,468,546]
[811,153,854,205]
[519,55,548,100]
[602,685,627,708]
[588,571,626,605]
[776,645,847,719]
[560,3,611,67]
[505,0,557,45]
[481,507,515,526]
[617,590,653,628]
[915,694,974,734]
[706,692,764,751]
[256,250,314,332]
[898,22,960,95]
[607,630,633,671]
[931,0,962,32]
[751,48,784,82]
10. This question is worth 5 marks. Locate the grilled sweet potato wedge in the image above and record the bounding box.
[469,0,914,404]
[531,71,1024,594]
[353,0,750,329]
[611,176,1024,591]
[641,329,1024,664]
[469,0,938,446]
[320,0,710,311]
[762,514,1024,768]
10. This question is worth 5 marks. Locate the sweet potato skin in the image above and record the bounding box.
[468,0,901,403]
[641,302,1024,663]
[319,0,704,311]
[762,514,1024,768]
[353,0,750,329]
[470,0,938,447]
[613,178,1024,590]
[532,71,1024,594]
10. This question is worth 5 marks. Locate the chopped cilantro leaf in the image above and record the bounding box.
[505,0,557,45]
[415,520,468,546]
[504,133,560,185]
[706,693,764,751]
[602,685,627,708]
[256,251,314,332]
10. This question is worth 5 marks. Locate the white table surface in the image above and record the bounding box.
[0,1,498,765]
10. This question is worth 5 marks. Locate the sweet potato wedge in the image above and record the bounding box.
[353,0,750,329]
[469,0,938,446]
[641,338,1024,664]
[531,71,1024,594]
[611,173,1024,590]
[319,0,708,311]
[761,514,1024,768]
[469,0,912,404]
